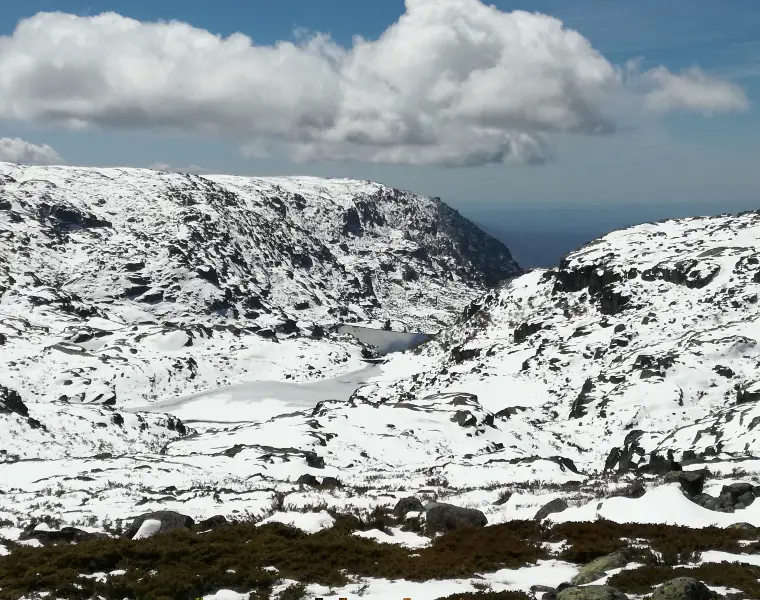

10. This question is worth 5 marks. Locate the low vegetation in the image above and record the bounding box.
[0,518,758,600]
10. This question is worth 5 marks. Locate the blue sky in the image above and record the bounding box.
[1,0,759,233]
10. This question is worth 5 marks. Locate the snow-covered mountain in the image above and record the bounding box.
[349,209,760,485]
[0,162,519,411]
[4,162,760,577]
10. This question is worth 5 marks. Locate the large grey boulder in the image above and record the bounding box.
[393,496,424,518]
[650,577,718,600]
[424,502,487,534]
[534,498,569,521]
[556,585,629,600]
[124,510,194,539]
[571,551,629,585]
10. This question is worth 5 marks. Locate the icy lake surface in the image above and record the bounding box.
[131,362,384,424]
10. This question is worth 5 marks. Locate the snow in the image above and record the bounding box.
[551,485,760,528]
[202,592,251,600]
[258,511,336,533]
[305,560,577,600]
[699,550,760,567]
[132,519,162,540]
[353,527,430,549]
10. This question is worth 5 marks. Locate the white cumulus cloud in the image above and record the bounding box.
[0,137,62,165]
[641,66,751,114]
[0,0,749,167]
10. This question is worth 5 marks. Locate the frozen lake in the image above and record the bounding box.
[130,362,383,424]
[338,324,433,354]
[132,325,432,424]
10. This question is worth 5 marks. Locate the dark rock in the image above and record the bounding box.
[713,365,734,378]
[514,321,542,344]
[197,515,228,531]
[304,451,325,469]
[450,345,480,364]
[321,476,342,489]
[664,470,707,496]
[425,502,487,534]
[124,261,146,272]
[393,496,424,517]
[296,474,320,487]
[737,385,760,405]
[609,480,646,499]
[534,498,569,521]
[639,451,680,475]
[737,491,755,507]
[570,378,595,419]
[604,430,645,474]
[650,577,718,600]
[0,385,29,417]
[276,319,300,335]
[721,482,755,499]
[124,511,195,539]
[21,526,108,546]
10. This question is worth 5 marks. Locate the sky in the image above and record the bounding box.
[0,0,759,244]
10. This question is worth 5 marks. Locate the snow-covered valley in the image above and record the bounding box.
[2,163,760,599]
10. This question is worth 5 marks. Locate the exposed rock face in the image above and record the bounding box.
[424,502,487,533]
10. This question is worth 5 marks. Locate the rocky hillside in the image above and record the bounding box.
[0,162,519,408]
[3,188,760,599]
[349,209,760,487]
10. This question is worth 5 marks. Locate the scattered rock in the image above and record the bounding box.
[424,502,487,534]
[650,577,719,600]
[534,498,569,521]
